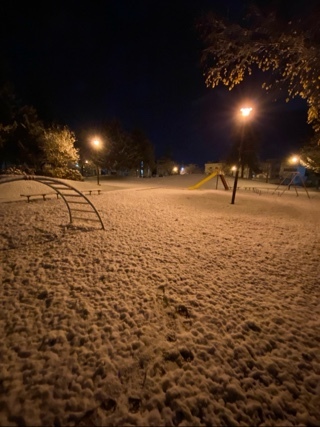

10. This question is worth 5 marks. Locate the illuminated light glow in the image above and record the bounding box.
[231,165,237,171]
[231,106,253,205]
[240,107,252,117]
[172,166,178,173]
[90,137,102,185]
[290,156,299,164]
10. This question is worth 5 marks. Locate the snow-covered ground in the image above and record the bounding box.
[0,174,319,426]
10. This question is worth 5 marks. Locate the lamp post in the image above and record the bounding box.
[92,138,101,185]
[231,106,252,204]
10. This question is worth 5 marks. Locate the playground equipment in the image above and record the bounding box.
[0,175,105,229]
[188,171,230,190]
[272,172,310,199]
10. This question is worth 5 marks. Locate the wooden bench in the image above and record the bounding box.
[84,189,102,195]
[20,192,58,203]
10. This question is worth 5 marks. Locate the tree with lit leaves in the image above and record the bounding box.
[198,0,320,171]
[300,136,320,174]
[0,83,80,178]
[41,125,79,168]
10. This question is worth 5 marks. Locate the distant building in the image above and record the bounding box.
[204,162,224,175]
[255,159,282,182]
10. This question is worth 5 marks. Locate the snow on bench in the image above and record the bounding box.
[83,189,102,195]
[20,192,59,203]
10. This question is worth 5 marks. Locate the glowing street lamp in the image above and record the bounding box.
[91,138,102,185]
[93,139,100,148]
[172,166,178,174]
[240,107,252,117]
[290,155,300,165]
[231,106,253,204]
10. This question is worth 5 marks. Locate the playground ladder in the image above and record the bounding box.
[0,175,105,230]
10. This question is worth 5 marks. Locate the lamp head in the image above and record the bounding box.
[240,107,252,117]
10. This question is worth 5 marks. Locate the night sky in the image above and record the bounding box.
[1,0,313,165]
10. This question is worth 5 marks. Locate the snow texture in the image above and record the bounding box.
[0,175,319,427]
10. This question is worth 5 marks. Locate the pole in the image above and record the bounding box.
[96,165,100,185]
[230,106,252,204]
[231,168,239,204]
[231,133,244,205]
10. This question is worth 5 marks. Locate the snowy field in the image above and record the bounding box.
[0,174,319,426]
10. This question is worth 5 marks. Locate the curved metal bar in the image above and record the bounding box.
[0,175,105,230]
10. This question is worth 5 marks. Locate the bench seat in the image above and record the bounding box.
[84,189,102,195]
[20,193,58,202]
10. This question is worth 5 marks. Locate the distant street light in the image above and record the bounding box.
[231,106,253,204]
[91,138,102,185]
[172,166,178,174]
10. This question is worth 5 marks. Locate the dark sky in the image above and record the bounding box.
[1,0,313,165]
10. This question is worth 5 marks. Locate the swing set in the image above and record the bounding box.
[272,171,310,198]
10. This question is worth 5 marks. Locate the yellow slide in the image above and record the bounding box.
[188,171,218,190]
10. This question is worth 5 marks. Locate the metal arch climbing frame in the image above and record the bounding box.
[0,175,105,230]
